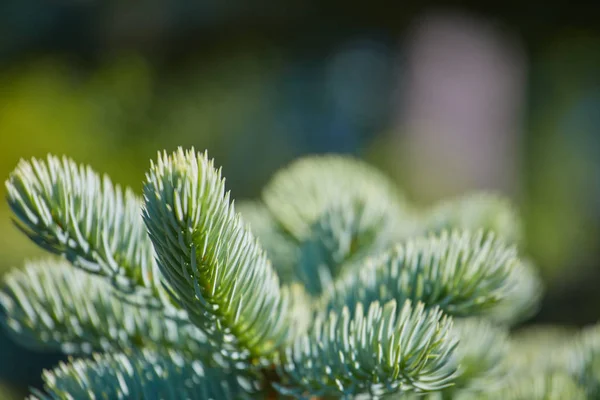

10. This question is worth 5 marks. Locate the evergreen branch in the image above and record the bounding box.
[322,230,518,317]
[0,259,210,359]
[275,300,457,399]
[142,148,310,362]
[262,155,409,241]
[5,155,160,300]
[30,349,262,400]
[1,149,565,399]
[296,199,400,296]
[382,320,511,399]
[423,193,522,244]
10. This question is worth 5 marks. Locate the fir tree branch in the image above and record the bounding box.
[262,155,410,242]
[422,193,522,245]
[247,155,415,296]
[5,155,161,302]
[30,349,262,400]
[322,230,518,317]
[0,259,210,359]
[296,199,401,296]
[2,150,560,400]
[275,300,457,399]
[142,148,310,363]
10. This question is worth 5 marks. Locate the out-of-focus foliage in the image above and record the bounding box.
[523,37,600,280]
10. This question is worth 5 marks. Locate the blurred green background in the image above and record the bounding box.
[1,1,599,397]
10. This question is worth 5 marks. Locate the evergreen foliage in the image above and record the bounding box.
[1,147,597,399]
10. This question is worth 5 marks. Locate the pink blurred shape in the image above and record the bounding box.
[396,11,526,201]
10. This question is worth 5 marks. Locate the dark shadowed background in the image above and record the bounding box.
[1,1,599,397]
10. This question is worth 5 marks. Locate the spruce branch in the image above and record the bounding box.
[0,149,557,400]
[262,155,410,242]
[297,199,400,296]
[370,320,511,400]
[322,230,518,317]
[275,300,457,399]
[0,259,210,358]
[142,148,310,363]
[423,193,522,244]
[30,349,262,400]
[5,155,161,301]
